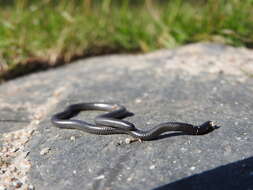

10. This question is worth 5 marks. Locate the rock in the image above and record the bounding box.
[39,147,51,156]
[0,43,253,190]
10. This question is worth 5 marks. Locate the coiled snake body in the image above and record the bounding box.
[51,102,218,141]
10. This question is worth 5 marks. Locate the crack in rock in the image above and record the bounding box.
[0,85,71,190]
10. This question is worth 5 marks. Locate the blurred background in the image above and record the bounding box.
[0,0,252,80]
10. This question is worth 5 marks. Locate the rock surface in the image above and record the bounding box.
[0,43,253,190]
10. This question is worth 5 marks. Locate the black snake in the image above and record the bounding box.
[51,102,219,141]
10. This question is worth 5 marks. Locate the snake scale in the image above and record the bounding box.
[51,102,219,141]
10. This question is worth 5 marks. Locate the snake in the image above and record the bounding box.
[51,102,219,141]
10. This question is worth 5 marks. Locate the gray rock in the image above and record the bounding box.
[0,43,253,190]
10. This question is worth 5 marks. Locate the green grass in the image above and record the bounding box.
[0,0,253,80]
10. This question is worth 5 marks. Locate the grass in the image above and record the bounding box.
[0,0,252,80]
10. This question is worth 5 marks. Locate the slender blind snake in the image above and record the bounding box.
[51,102,219,141]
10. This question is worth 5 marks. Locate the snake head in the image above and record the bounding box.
[195,121,220,135]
